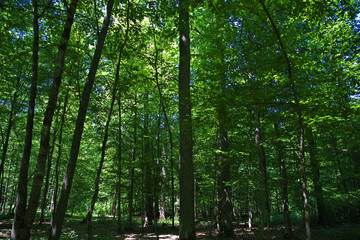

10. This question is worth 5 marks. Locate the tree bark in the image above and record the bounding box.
[179,0,195,239]
[49,0,114,238]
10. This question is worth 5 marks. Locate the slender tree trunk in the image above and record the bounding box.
[114,3,131,228]
[11,0,39,238]
[179,0,195,239]
[86,5,128,237]
[248,164,253,229]
[245,59,268,239]
[0,91,16,180]
[143,92,153,227]
[8,154,20,216]
[259,1,311,239]
[159,145,167,220]
[86,57,118,240]
[154,110,162,227]
[49,1,114,238]
[1,147,13,213]
[308,128,328,226]
[274,123,294,238]
[128,94,137,230]
[152,24,175,228]
[0,89,18,204]
[254,112,267,240]
[23,0,79,236]
[39,136,56,224]
[13,1,78,239]
[50,92,69,228]
[216,75,233,237]
[116,93,122,233]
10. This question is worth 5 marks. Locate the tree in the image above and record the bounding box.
[50,0,114,238]
[178,0,195,239]
[12,0,78,238]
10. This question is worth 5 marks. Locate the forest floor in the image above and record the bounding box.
[1,216,360,240]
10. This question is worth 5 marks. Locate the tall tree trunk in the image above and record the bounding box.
[274,123,294,238]
[11,0,39,237]
[216,72,233,237]
[143,92,153,227]
[50,92,69,228]
[23,0,79,237]
[86,5,128,237]
[115,1,130,231]
[128,94,137,230]
[254,112,267,240]
[0,89,18,203]
[159,145,167,220]
[152,24,175,228]
[49,0,114,238]
[259,1,311,239]
[308,128,328,226]
[248,164,253,229]
[154,110,162,228]
[39,135,57,224]
[116,93,122,233]
[245,59,268,239]
[179,0,195,239]
[1,144,14,213]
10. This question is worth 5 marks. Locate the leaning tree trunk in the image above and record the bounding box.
[23,0,80,237]
[12,0,77,238]
[179,0,195,239]
[51,92,69,227]
[86,4,129,237]
[49,1,114,238]
[259,1,311,239]
[39,131,57,224]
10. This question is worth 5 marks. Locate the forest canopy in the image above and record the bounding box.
[0,0,359,239]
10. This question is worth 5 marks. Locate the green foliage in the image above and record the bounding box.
[0,0,359,238]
